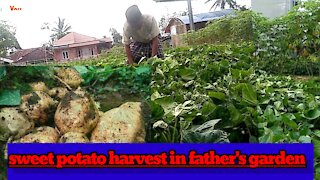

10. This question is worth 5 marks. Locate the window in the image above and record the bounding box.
[78,50,82,57]
[62,51,69,60]
[91,49,94,56]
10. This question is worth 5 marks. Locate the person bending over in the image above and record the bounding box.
[123,5,164,64]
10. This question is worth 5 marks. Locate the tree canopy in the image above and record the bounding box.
[109,28,122,45]
[205,0,247,10]
[41,17,72,45]
[0,21,21,57]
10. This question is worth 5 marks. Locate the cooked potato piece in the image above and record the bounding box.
[91,102,145,143]
[59,132,89,143]
[29,82,49,93]
[14,126,59,143]
[20,91,58,125]
[54,90,99,135]
[0,107,34,140]
[48,87,69,100]
[55,67,83,89]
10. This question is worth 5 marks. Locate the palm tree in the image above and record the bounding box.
[50,17,72,40]
[205,0,239,10]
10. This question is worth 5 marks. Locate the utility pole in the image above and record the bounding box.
[187,0,195,31]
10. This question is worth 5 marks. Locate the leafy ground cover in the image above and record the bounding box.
[184,0,320,76]
[142,43,320,177]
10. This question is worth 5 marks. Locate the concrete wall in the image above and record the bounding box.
[252,0,295,19]
[54,45,98,61]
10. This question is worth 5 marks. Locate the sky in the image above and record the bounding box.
[0,0,251,49]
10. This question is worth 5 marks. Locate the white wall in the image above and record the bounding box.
[252,0,295,19]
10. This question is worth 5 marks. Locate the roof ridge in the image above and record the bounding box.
[20,48,38,59]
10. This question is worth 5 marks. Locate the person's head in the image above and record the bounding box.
[125,5,143,28]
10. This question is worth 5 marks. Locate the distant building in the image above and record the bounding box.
[0,57,14,65]
[6,48,54,65]
[252,0,298,19]
[164,9,234,47]
[165,9,234,35]
[53,32,113,61]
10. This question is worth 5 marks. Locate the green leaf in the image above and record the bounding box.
[228,104,242,125]
[0,67,6,79]
[135,66,150,75]
[282,114,298,130]
[313,139,320,159]
[225,50,233,55]
[74,66,89,76]
[274,101,283,110]
[314,130,320,138]
[298,136,311,143]
[179,68,196,81]
[242,83,258,106]
[259,127,274,143]
[231,69,241,79]
[153,96,176,116]
[151,91,162,101]
[150,101,165,120]
[315,165,320,178]
[249,136,258,143]
[180,120,192,131]
[182,120,229,143]
[258,122,268,129]
[303,109,320,120]
[0,90,20,106]
[263,107,277,122]
[208,91,226,101]
[201,102,216,117]
[315,172,320,180]
[173,100,195,117]
[273,134,285,142]
[194,119,222,132]
[181,130,229,143]
[155,68,164,77]
[153,96,174,107]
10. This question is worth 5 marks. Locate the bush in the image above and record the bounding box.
[183,10,266,45]
[256,0,320,76]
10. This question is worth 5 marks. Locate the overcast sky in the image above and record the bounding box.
[0,0,251,49]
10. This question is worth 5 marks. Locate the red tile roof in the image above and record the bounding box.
[8,48,35,61]
[53,32,112,48]
[7,48,53,63]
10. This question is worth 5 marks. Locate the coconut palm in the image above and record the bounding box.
[50,17,72,40]
[205,0,239,10]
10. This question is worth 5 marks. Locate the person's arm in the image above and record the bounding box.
[123,26,134,65]
[125,44,134,65]
[149,16,161,58]
[151,36,159,57]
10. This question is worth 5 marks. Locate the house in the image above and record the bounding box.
[252,0,298,19]
[6,48,54,65]
[165,9,234,35]
[164,9,234,47]
[53,32,113,61]
[0,57,14,65]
